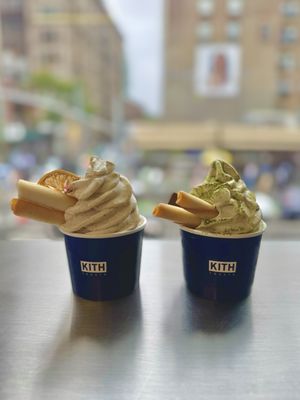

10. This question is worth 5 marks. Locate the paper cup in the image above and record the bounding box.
[180,222,266,302]
[60,217,146,301]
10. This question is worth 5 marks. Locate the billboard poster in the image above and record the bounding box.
[194,44,241,97]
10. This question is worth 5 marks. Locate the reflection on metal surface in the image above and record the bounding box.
[70,291,142,341]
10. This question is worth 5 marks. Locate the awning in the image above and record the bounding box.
[129,121,300,151]
[222,125,300,151]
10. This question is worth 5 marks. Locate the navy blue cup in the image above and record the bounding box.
[180,222,266,302]
[60,217,146,301]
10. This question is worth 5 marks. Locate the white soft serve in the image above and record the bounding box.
[61,157,141,235]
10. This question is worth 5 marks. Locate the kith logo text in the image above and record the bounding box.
[80,261,107,273]
[209,260,237,273]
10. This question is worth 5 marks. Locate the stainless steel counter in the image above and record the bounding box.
[0,239,299,399]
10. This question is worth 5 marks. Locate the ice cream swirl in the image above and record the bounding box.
[191,160,262,234]
[61,157,141,235]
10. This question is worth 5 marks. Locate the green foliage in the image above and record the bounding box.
[29,72,77,94]
[23,71,96,121]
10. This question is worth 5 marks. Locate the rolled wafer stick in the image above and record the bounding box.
[176,191,218,218]
[152,203,204,228]
[11,198,65,225]
[17,180,76,211]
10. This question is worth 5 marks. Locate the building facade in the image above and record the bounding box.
[164,0,300,121]
[1,0,26,55]
[25,0,124,121]
[0,0,27,82]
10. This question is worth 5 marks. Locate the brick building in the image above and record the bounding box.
[25,0,124,121]
[164,0,300,121]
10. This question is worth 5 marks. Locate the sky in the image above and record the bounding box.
[103,0,163,115]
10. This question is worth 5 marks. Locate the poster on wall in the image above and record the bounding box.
[194,44,241,97]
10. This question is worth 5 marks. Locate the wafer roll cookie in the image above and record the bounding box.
[176,191,218,218]
[11,198,65,225]
[152,203,203,228]
[17,179,76,211]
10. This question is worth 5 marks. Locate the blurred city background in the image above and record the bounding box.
[1,0,300,239]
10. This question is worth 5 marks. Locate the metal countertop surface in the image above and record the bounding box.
[0,239,299,400]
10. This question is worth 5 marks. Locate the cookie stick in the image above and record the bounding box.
[176,191,218,218]
[152,203,205,228]
[11,198,65,225]
[17,179,77,211]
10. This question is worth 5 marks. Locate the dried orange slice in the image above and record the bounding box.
[37,169,80,192]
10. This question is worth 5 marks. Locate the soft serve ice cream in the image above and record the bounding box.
[10,156,145,302]
[11,156,142,235]
[153,159,263,235]
[153,159,265,302]
[62,157,141,235]
[190,160,262,234]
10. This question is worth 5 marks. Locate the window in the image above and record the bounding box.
[40,30,58,43]
[281,26,298,43]
[260,24,272,41]
[39,6,61,14]
[41,53,59,64]
[2,0,300,242]
[227,0,244,17]
[279,54,296,70]
[280,2,300,17]
[2,0,22,12]
[196,0,215,17]
[196,22,213,40]
[226,21,241,40]
[278,80,293,95]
